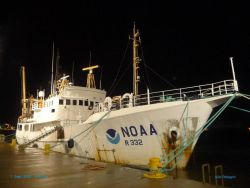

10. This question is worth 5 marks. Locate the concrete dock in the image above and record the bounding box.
[0,143,224,188]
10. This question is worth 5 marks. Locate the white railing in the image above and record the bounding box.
[134,79,236,106]
[98,79,237,112]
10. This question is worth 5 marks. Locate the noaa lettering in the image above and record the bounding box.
[149,124,157,135]
[121,127,130,137]
[130,126,137,136]
[121,124,157,137]
[140,125,147,136]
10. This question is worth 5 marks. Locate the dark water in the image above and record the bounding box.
[186,126,250,188]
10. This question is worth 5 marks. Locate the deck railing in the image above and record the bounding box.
[134,79,236,106]
[100,79,237,112]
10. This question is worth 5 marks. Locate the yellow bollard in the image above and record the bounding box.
[0,134,5,143]
[44,144,51,155]
[10,139,16,147]
[143,157,167,179]
[148,157,162,171]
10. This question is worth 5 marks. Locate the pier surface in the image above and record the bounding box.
[0,143,224,188]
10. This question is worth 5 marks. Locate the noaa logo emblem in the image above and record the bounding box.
[106,129,120,144]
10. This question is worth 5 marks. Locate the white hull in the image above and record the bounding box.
[16,94,233,169]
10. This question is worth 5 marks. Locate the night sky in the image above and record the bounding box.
[0,1,250,126]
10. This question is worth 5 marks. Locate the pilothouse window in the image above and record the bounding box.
[24,124,29,131]
[59,99,64,105]
[30,124,33,131]
[79,100,83,106]
[73,100,77,105]
[18,125,22,131]
[84,100,88,106]
[66,99,70,105]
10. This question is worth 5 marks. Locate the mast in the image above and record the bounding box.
[130,23,141,96]
[71,61,75,84]
[53,48,60,92]
[55,48,60,81]
[21,66,27,117]
[51,42,55,94]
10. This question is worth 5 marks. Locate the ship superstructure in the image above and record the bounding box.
[17,64,106,147]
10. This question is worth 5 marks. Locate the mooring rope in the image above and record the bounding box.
[162,94,236,171]
[162,92,250,170]
[51,110,111,149]
[229,105,250,113]
[72,110,111,139]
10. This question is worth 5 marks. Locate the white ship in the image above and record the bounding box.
[16,25,239,169]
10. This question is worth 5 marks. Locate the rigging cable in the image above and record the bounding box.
[143,62,177,89]
[108,40,130,95]
[229,105,250,113]
[108,64,131,96]
[140,44,152,91]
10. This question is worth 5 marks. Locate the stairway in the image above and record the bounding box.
[19,125,62,149]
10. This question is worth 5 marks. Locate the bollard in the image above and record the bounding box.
[0,134,5,143]
[143,157,167,179]
[44,144,51,155]
[149,157,162,171]
[10,139,16,147]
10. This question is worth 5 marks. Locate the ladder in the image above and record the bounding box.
[19,125,62,149]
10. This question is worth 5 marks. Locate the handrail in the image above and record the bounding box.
[202,163,212,184]
[18,125,62,149]
[97,79,237,112]
[215,165,224,186]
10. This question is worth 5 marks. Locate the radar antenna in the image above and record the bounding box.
[82,65,99,88]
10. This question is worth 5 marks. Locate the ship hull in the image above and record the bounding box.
[16,94,233,169]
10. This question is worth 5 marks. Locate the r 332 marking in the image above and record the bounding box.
[124,139,143,146]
